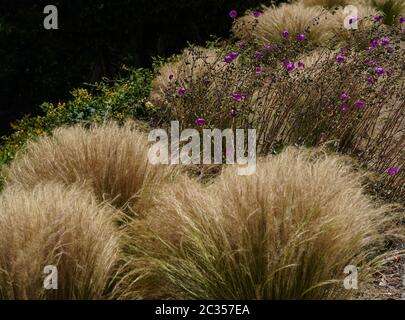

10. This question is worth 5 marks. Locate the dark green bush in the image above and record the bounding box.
[0,67,153,171]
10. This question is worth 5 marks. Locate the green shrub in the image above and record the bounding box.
[0,67,153,167]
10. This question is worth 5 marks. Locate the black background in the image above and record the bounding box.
[0,0,282,137]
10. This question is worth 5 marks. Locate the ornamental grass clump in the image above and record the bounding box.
[2,121,180,215]
[0,183,121,299]
[233,3,334,45]
[118,148,400,300]
[233,3,381,47]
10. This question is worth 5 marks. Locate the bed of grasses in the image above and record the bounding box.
[0,0,404,300]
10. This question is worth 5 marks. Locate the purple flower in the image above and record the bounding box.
[297,61,305,69]
[169,74,174,81]
[297,33,305,41]
[224,56,233,63]
[387,167,398,175]
[371,39,379,48]
[230,109,238,118]
[374,15,382,23]
[336,55,345,63]
[381,38,390,46]
[355,100,365,108]
[178,87,187,96]
[341,47,349,54]
[340,104,349,112]
[253,11,261,18]
[229,51,239,59]
[365,59,375,66]
[195,118,206,126]
[229,10,237,18]
[340,93,349,101]
[375,67,384,75]
[282,30,290,38]
[231,93,246,102]
[254,51,263,58]
[255,66,263,74]
[367,76,375,84]
[264,44,273,51]
[237,41,245,49]
[285,62,295,72]
[224,51,239,63]
[400,17,405,23]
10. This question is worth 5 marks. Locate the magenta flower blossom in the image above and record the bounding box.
[224,51,239,63]
[178,87,187,96]
[297,33,305,41]
[229,51,239,60]
[298,61,305,69]
[355,100,365,108]
[375,67,384,75]
[387,167,398,175]
[229,10,237,18]
[195,118,206,126]
[400,17,405,23]
[367,76,375,84]
[365,59,375,66]
[231,93,246,102]
[285,62,295,72]
[254,51,263,58]
[374,15,382,22]
[340,104,349,112]
[381,38,390,46]
[224,56,233,63]
[264,44,274,51]
[336,55,345,63]
[282,30,290,38]
[340,93,349,101]
[253,11,261,18]
[371,39,379,47]
[255,66,263,74]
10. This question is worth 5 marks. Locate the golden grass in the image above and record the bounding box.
[117,148,400,299]
[0,182,121,299]
[233,3,334,44]
[233,3,381,46]
[150,47,227,107]
[300,0,350,8]
[2,121,180,216]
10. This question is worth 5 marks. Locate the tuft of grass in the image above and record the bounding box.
[300,0,350,9]
[2,121,181,215]
[0,183,121,300]
[233,3,381,46]
[117,148,402,300]
[233,3,334,45]
[150,47,226,109]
